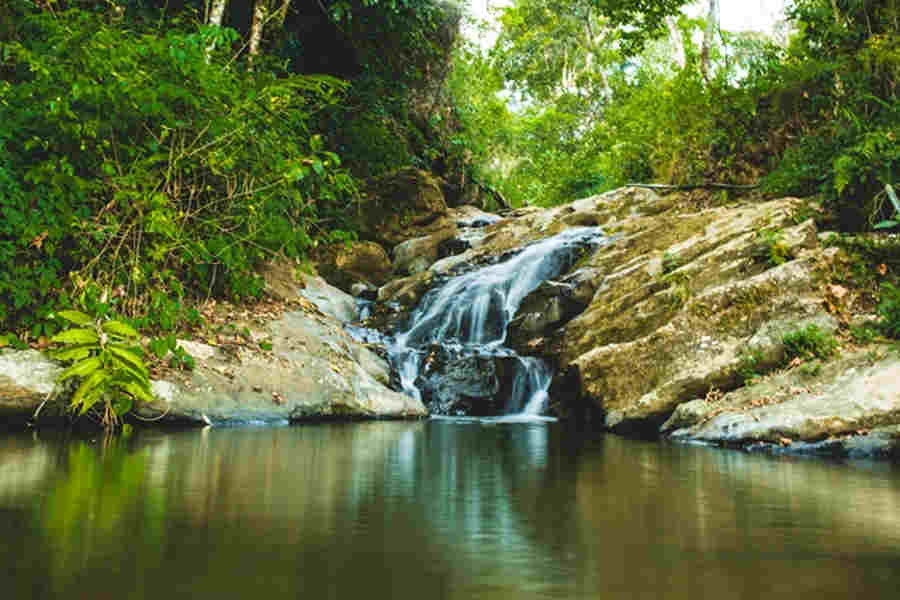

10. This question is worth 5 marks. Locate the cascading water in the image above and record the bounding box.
[387,226,606,419]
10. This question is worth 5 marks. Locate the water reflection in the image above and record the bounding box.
[1,426,899,599]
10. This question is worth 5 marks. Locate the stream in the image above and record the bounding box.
[2,424,899,599]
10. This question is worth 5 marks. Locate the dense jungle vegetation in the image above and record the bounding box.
[0,0,897,343]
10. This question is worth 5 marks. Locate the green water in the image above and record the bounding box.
[2,421,899,599]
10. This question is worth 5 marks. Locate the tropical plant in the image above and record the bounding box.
[50,310,155,430]
[873,184,900,230]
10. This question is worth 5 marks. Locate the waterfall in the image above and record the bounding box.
[388,226,605,419]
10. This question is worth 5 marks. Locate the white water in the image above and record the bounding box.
[389,227,605,417]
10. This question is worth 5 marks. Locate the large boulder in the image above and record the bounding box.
[358,168,456,250]
[391,225,459,276]
[307,241,392,294]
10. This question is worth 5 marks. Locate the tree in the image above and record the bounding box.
[699,0,719,82]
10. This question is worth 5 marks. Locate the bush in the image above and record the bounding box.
[0,7,358,331]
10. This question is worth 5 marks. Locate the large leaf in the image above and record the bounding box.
[112,395,133,416]
[72,370,109,413]
[52,328,99,345]
[113,361,151,387]
[102,320,139,340]
[111,378,155,404]
[107,344,149,378]
[51,345,94,362]
[56,310,94,326]
[58,356,103,382]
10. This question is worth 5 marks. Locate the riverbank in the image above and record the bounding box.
[2,184,899,460]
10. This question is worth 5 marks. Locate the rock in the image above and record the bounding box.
[450,205,503,228]
[391,224,459,276]
[308,241,392,293]
[0,309,426,427]
[0,350,61,421]
[359,168,456,249]
[377,270,435,307]
[664,349,900,447]
[414,348,521,416]
[264,263,358,323]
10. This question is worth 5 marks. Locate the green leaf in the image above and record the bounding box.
[102,320,139,340]
[58,356,103,382]
[51,345,93,362]
[52,328,99,345]
[56,310,94,325]
[874,220,898,230]
[112,379,155,404]
[111,394,133,416]
[113,361,151,387]
[107,344,149,377]
[72,370,109,413]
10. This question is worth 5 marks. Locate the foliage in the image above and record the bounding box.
[0,6,357,331]
[760,0,899,230]
[782,324,838,362]
[755,229,793,267]
[50,309,154,430]
[737,347,766,385]
[874,184,900,230]
[878,282,900,339]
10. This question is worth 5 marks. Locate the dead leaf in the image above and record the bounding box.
[828,284,848,299]
[30,230,49,249]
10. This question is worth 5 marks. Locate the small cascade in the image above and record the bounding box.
[387,226,605,418]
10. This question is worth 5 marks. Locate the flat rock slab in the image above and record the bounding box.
[662,348,900,456]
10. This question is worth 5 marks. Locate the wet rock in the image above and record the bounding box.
[392,224,459,276]
[414,348,521,416]
[377,270,435,307]
[450,205,503,228]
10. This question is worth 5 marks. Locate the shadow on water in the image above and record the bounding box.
[1,424,900,599]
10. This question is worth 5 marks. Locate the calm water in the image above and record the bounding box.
[2,421,899,599]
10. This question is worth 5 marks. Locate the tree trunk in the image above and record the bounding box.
[666,16,686,69]
[700,0,719,82]
[206,0,229,62]
[248,0,267,66]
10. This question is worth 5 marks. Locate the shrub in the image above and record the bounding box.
[50,309,154,430]
[0,7,358,331]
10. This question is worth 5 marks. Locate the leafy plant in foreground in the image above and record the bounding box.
[50,310,154,430]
